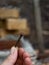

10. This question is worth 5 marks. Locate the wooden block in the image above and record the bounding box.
[0,40,20,50]
[6,18,30,35]
[0,29,29,38]
[0,29,6,38]
[0,28,29,38]
[0,21,3,28]
[5,28,29,35]
[6,18,28,30]
[0,8,19,18]
[15,28,30,35]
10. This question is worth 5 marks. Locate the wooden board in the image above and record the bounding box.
[0,40,20,50]
[15,28,30,35]
[0,8,19,18]
[6,18,28,30]
[0,29,6,38]
[5,28,29,35]
[0,28,29,38]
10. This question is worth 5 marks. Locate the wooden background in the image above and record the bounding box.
[0,0,49,50]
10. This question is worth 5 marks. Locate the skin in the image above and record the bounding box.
[1,47,32,65]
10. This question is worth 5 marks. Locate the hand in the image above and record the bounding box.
[1,47,32,65]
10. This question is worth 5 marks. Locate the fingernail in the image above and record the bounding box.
[11,46,16,54]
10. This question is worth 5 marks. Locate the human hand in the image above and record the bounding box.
[1,47,32,65]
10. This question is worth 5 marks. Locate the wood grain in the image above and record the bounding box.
[0,8,19,18]
[6,18,28,30]
[0,40,21,50]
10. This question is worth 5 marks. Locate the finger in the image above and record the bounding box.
[1,46,18,65]
[23,52,30,59]
[18,48,25,58]
[16,58,23,65]
[24,57,32,65]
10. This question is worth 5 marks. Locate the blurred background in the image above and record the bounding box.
[0,0,49,65]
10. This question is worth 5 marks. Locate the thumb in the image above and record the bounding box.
[1,46,18,65]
